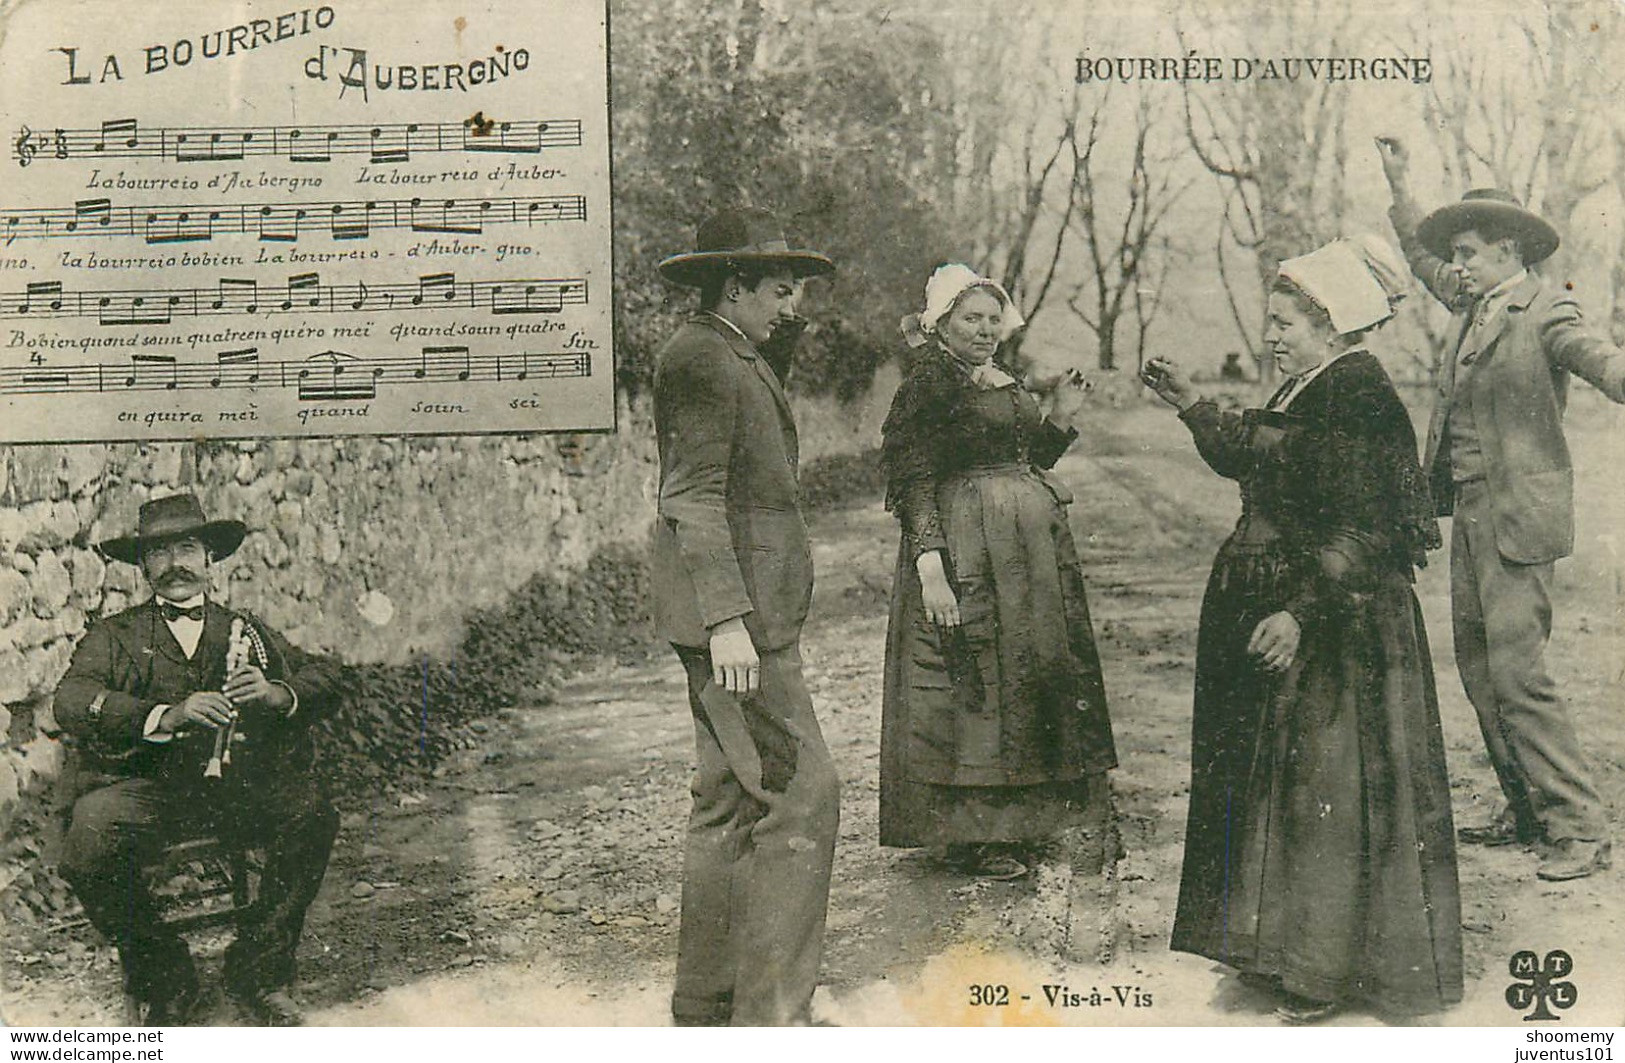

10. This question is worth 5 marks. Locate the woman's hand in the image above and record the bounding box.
[1048,370,1093,431]
[1248,611,1301,673]
[1140,358,1199,410]
[916,550,961,628]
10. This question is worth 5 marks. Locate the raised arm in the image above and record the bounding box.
[1377,136,1465,308]
[1141,357,1255,479]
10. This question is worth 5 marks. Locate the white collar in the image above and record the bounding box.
[703,311,752,344]
[157,593,206,617]
[1480,269,1528,307]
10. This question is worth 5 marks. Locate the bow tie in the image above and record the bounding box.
[160,602,205,623]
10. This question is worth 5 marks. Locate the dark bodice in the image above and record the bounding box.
[881,347,1077,556]
[1177,351,1442,622]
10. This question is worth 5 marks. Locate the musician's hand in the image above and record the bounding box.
[160,691,235,732]
[224,666,293,713]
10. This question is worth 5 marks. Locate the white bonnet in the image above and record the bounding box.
[900,263,1025,348]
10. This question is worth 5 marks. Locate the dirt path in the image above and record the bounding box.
[7,403,1622,1027]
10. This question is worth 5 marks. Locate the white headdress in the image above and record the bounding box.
[900,263,1026,348]
[1276,234,1409,335]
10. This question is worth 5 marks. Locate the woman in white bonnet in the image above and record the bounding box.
[879,264,1115,945]
[1142,235,1462,1022]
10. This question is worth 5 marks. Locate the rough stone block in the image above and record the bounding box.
[30,551,70,618]
[319,525,342,565]
[0,649,27,702]
[0,568,29,626]
[67,548,105,598]
[274,499,304,540]
[7,449,63,502]
[0,509,25,553]
[60,447,107,496]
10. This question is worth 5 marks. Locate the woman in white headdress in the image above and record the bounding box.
[879,265,1116,898]
[1142,236,1462,1022]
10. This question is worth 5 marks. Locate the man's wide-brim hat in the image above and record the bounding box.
[1417,189,1560,265]
[658,208,835,288]
[97,492,247,566]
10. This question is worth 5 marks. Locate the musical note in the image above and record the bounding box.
[254,204,301,243]
[69,199,113,234]
[144,207,219,245]
[412,273,457,305]
[95,119,140,153]
[410,197,483,236]
[52,129,67,160]
[282,272,322,311]
[329,202,373,240]
[285,127,336,163]
[211,278,259,313]
[212,348,261,388]
[491,282,563,315]
[367,125,412,164]
[98,293,174,326]
[297,351,377,401]
[20,281,64,313]
[124,354,178,389]
[174,130,251,163]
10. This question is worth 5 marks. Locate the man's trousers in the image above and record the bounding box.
[1451,480,1606,842]
[57,772,339,1006]
[670,642,841,1026]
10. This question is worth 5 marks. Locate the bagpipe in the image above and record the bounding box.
[202,617,270,779]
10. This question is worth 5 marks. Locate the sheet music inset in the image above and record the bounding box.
[0,0,613,441]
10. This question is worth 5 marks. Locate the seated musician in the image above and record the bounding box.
[53,493,341,1026]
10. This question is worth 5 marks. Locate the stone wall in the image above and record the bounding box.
[0,387,884,836]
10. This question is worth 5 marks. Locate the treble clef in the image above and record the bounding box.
[14,126,37,167]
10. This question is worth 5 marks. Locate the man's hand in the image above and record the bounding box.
[708,616,760,695]
[917,550,962,628]
[1248,611,1302,673]
[224,666,293,714]
[1375,136,1409,189]
[159,691,235,732]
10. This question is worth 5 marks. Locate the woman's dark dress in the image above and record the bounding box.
[1168,351,1463,1015]
[879,347,1117,847]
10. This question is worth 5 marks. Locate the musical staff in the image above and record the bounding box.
[0,346,593,399]
[0,194,589,246]
[13,118,584,167]
[4,273,589,324]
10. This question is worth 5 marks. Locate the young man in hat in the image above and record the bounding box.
[651,209,841,1025]
[1379,137,1625,882]
[53,493,342,1025]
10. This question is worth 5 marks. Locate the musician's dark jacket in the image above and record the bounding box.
[53,599,342,798]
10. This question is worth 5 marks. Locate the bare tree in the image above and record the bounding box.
[1065,85,1194,371]
[1175,1,1356,377]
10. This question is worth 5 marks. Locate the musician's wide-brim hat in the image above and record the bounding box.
[658,208,835,288]
[97,492,247,566]
[1417,188,1560,265]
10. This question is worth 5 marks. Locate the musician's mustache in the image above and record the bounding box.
[156,567,200,584]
